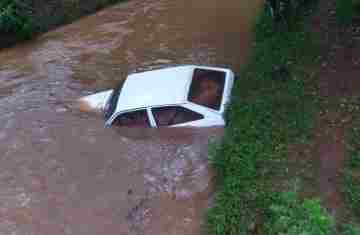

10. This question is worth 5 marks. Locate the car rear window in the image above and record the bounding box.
[112,110,150,127]
[152,106,203,126]
[188,69,226,110]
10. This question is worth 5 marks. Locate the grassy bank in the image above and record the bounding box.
[0,0,126,49]
[206,3,338,234]
[337,0,360,232]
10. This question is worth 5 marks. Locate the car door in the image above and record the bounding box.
[150,105,205,127]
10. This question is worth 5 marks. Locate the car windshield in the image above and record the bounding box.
[104,80,125,120]
[188,69,225,110]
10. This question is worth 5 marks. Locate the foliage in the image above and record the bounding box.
[206,3,320,234]
[0,0,127,45]
[355,0,360,16]
[341,223,360,235]
[264,192,334,235]
[0,0,34,39]
[345,125,360,218]
[265,0,317,29]
[336,0,354,25]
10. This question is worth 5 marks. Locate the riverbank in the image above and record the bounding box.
[0,0,126,49]
[207,0,360,234]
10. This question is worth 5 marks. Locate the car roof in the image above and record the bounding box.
[114,66,195,113]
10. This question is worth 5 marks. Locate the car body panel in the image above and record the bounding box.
[79,90,113,111]
[114,66,194,113]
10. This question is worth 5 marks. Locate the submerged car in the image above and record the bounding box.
[79,65,235,128]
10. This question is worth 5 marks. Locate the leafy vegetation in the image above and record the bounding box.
[265,0,318,28]
[340,223,360,235]
[264,192,334,235]
[345,124,360,218]
[0,0,34,39]
[336,0,354,25]
[0,0,126,46]
[335,0,360,25]
[206,3,329,234]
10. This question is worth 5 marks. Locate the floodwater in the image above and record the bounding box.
[0,0,261,234]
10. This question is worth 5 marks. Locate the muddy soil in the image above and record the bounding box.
[0,0,261,234]
[310,0,360,219]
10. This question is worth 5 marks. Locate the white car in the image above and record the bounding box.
[79,65,235,128]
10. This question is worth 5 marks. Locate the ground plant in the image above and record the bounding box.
[345,125,360,218]
[341,223,360,235]
[264,192,334,235]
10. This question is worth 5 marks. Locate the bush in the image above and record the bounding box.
[0,0,34,39]
[345,126,360,218]
[354,0,360,16]
[265,0,317,29]
[336,0,354,25]
[0,0,127,47]
[264,192,335,235]
[341,223,360,235]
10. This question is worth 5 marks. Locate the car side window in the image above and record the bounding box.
[112,110,150,127]
[152,106,204,126]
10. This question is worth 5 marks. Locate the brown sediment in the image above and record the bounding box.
[76,99,103,114]
[316,118,346,217]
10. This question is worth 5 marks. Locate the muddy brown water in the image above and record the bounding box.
[0,0,261,234]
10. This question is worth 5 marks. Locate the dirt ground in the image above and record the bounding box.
[308,0,360,219]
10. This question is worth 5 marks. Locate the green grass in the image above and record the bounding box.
[206,4,333,234]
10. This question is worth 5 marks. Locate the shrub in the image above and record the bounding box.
[264,192,335,235]
[336,0,353,25]
[0,0,34,39]
[345,126,360,218]
[341,223,360,235]
[265,0,317,29]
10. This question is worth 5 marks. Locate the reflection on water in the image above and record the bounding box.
[0,0,261,234]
